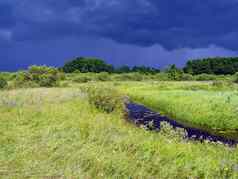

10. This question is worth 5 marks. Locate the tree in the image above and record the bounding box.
[62,57,114,73]
[184,57,238,75]
[166,64,183,81]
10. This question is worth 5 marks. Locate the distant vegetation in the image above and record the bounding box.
[62,57,114,73]
[62,57,160,74]
[1,56,238,89]
[62,56,238,76]
[184,57,238,75]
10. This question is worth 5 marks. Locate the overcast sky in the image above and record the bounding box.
[1,0,238,71]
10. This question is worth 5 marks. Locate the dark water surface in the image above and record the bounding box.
[126,102,238,146]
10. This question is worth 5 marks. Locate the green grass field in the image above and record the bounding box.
[119,81,238,139]
[1,82,238,178]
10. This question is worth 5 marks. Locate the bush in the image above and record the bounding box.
[11,71,35,88]
[0,72,17,81]
[160,122,187,141]
[167,71,183,81]
[0,77,7,89]
[13,66,63,88]
[82,85,124,113]
[166,64,184,81]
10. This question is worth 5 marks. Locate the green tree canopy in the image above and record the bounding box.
[62,57,114,73]
[184,57,238,75]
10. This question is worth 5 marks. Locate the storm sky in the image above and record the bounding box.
[1,0,238,71]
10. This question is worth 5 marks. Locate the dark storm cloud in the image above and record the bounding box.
[1,0,237,50]
[1,0,238,71]
[0,2,16,28]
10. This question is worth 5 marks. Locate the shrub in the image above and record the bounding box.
[166,64,184,81]
[38,73,57,87]
[82,85,124,113]
[13,66,63,88]
[11,71,36,88]
[160,122,187,141]
[0,72,17,81]
[0,77,7,89]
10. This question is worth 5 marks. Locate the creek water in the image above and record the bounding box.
[126,102,238,146]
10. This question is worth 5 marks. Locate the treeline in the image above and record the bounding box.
[62,57,160,74]
[63,56,238,75]
[184,57,238,75]
[2,56,238,90]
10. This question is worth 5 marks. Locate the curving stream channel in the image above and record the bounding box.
[126,102,238,146]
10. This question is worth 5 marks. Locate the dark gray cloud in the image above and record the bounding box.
[0,36,237,71]
[0,0,238,71]
[2,0,238,48]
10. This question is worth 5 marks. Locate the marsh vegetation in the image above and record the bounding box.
[1,57,238,178]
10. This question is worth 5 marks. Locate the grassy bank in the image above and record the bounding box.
[119,81,238,139]
[1,87,238,178]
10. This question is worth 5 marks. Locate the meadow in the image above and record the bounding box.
[1,70,238,178]
[119,81,238,140]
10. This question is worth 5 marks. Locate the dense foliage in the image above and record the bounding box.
[62,57,114,73]
[116,65,160,74]
[166,64,183,80]
[0,72,17,81]
[62,57,161,74]
[13,66,64,88]
[82,85,124,113]
[184,57,238,75]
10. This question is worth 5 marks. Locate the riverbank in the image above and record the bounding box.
[119,81,238,140]
[126,102,238,146]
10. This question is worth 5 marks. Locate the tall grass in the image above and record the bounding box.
[120,81,238,139]
[1,87,238,178]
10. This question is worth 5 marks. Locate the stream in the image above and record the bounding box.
[126,102,238,146]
